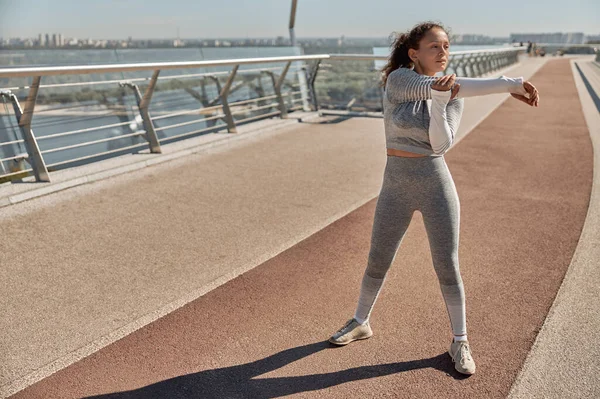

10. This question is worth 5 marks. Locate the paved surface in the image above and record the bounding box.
[507,57,600,399]
[1,57,596,398]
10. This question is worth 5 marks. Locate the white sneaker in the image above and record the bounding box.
[328,318,373,346]
[448,340,476,375]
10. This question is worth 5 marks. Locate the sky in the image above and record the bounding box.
[0,0,598,40]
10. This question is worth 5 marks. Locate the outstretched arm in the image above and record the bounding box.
[386,67,528,104]
[428,89,463,155]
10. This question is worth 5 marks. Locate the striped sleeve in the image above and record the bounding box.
[385,68,438,103]
[385,67,528,104]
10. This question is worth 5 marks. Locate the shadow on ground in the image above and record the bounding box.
[86,341,468,399]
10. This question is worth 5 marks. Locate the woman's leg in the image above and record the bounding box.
[353,159,416,324]
[419,160,467,341]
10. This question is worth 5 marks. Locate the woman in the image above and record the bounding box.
[328,21,539,376]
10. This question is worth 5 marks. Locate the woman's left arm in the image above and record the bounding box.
[428,90,464,155]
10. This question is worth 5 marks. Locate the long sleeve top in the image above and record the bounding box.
[383,67,529,156]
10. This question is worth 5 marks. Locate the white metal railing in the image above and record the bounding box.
[0,48,525,183]
[0,55,327,78]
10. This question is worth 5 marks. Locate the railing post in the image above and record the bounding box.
[139,70,162,153]
[297,67,311,111]
[119,70,162,153]
[483,54,489,74]
[137,70,161,153]
[276,61,292,118]
[219,65,239,133]
[467,54,476,77]
[256,75,268,107]
[263,61,292,119]
[461,56,468,77]
[306,59,322,111]
[1,77,50,182]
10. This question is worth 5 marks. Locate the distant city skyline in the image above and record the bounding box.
[0,0,598,39]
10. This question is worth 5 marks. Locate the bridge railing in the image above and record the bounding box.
[0,47,525,183]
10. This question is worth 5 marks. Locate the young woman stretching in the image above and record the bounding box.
[328,21,539,376]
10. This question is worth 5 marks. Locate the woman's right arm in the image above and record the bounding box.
[453,75,528,99]
[386,67,528,103]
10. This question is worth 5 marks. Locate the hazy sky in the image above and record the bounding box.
[0,0,598,39]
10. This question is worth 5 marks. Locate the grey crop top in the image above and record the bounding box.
[383,67,528,156]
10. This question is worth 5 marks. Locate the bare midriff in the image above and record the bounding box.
[387,148,428,158]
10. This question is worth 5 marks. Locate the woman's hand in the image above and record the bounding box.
[432,73,461,100]
[510,80,539,107]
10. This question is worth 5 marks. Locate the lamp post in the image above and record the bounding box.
[289,0,298,47]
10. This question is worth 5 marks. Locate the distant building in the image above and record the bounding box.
[452,34,505,44]
[510,32,585,44]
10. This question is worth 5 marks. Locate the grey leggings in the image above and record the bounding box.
[355,154,466,336]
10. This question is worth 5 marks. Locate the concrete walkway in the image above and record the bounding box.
[1,57,596,398]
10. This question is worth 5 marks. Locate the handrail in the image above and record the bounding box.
[0,54,330,78]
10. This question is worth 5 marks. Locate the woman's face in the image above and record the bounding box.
[408,28,450,76]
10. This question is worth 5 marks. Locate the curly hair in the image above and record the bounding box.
[380,21,451,87]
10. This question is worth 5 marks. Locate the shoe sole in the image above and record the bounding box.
[328,331,373,346]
